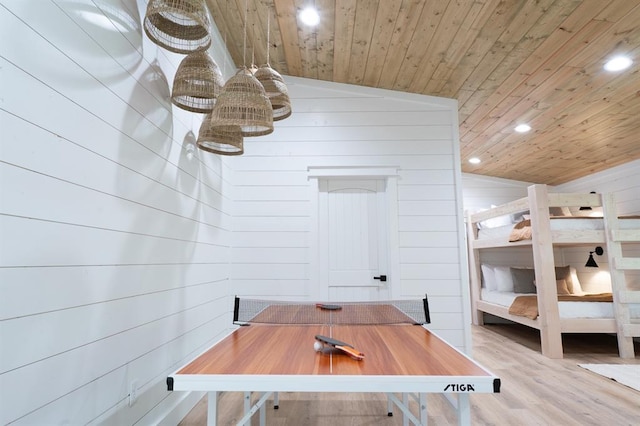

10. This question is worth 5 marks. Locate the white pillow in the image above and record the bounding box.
[481,264,497,291]
[494,266,514,292]
[479,215,512,229]
[570,267,584,295]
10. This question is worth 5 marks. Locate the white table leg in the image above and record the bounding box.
[259,392,266,426]
[243,392,251,426]
[420,393,427,425]
[403,393,409,426]
[387,393,422,425]
[207,391,218,426]
[457,394,470,426]
[236,392,273,425]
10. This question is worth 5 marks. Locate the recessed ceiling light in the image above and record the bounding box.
[604,56,632,72]
[469,157,481,164]
[514,124,531,133]
[299,7,320,26]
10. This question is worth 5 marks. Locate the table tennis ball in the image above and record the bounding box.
[314,341,323,352]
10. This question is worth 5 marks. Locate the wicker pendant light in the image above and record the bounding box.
[143,0,211,54]
[254,10,292,121]
[270,95,293,121]
[172,50,224,113]
[211,68,274,137]
[254,65,292,121]
[197,113,244,155]
[207,0,272,137]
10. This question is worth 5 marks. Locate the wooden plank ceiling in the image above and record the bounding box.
[205,0,640,185]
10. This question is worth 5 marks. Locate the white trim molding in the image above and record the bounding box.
[307,166,400,180]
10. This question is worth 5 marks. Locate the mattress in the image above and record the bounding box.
[477,217,640,241]
[480,289,640,319]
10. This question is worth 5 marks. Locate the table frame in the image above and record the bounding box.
[168,328,499,426]
[203,390,463,426]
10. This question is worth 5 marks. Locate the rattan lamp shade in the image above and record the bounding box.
[254,64,292,121]
[270,95,292,121]
[172,51,224,113]
[143,0,211,54]
[197,113,244,155]
[211,69,273,137]
[254,65,287,96]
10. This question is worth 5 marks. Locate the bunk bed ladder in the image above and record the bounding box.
[466,211,483,326]
[602,193,640,359]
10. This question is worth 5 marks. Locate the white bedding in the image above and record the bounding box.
[480,289,640,319]
[477,217,640,240]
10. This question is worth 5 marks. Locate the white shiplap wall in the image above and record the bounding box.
[0,1,235,424]
[462,173,534,214]
[463,159,640,217]
[553,159,640,215]
[227,77,468,347]
[1,0,545,422]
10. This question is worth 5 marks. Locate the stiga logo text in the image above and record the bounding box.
[443,383,475,392]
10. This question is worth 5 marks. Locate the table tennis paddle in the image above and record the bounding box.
[315,303,342,310]
[314,335,365,360]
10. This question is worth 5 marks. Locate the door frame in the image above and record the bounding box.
[308,166,400,301]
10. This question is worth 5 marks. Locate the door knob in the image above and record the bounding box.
[373,275,387,282]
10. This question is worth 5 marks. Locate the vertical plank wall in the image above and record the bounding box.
[227,77,469,348]
[0,1,236,424]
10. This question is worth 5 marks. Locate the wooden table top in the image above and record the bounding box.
[177,324,491,378]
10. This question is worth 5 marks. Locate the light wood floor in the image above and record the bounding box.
[179,324,640,425]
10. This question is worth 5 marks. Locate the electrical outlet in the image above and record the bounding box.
[129,380,139,407]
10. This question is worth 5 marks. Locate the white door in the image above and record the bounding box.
[319,179,390,301]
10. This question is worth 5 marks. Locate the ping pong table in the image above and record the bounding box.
[167,297,500,425]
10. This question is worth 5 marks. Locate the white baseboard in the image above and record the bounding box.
[154,391,205,426]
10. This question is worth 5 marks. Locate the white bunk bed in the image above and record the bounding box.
[466,184,640,359]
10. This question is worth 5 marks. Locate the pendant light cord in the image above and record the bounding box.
[266,9,270,66]
[242,0,248,68]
